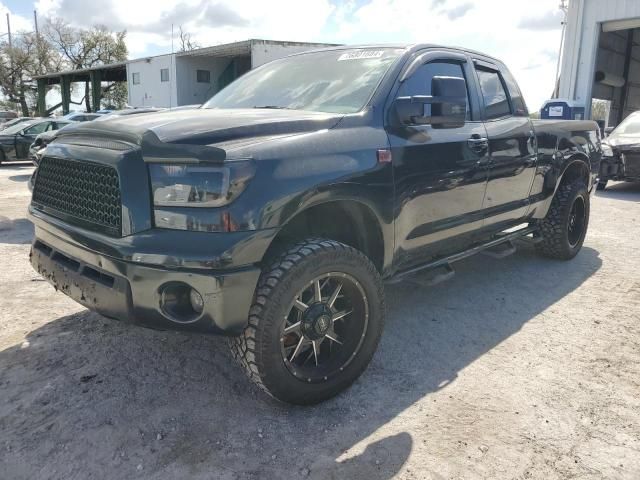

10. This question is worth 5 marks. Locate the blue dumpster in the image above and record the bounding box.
[540,99,586,120]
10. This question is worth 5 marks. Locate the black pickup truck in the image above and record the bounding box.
[29,45,601,404]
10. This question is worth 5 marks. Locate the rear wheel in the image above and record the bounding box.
[536,179,590,260]
[229,238,385,405]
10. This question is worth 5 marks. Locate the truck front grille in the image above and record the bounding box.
[32,156,122,236]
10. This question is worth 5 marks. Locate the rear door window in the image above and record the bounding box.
[475,68,511,120]
[501,69,528,116]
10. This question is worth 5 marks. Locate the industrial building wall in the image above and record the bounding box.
[126,54,177,108]
[250,41,332,67]
[124,40,337,108]
[559,0,640,119]
[174,56,236,106]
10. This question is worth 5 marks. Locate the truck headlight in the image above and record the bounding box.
[601,144,613,157]
[149,161,254,208]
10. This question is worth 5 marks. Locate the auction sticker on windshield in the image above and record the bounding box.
[338,50,385,61]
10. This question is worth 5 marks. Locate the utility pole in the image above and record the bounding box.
[6,12,16,113]
[33,9,39,36]
[6,13,12,49]
[170,23,174,108]
[553,0,569,98]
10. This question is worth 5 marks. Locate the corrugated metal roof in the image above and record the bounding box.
[176,38,339,58]
[33,39,339,80]
[33,61,127,80]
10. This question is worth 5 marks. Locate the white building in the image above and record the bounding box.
[126,39,337,108]
[559,0,640,126]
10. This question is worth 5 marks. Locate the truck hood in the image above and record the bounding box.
[58,108,343,149]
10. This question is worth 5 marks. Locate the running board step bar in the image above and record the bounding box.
[388,225,538,284]
[400,263,456,287]
[481,240,516,259]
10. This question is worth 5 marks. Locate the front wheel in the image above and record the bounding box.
[229,238,385,405]
[536,179,590,260]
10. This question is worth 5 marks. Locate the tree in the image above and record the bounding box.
[0,32,61,115]
[44,19,128,111]
[591,99,610,122]
[178,26,200,52]
[101,81,128,110]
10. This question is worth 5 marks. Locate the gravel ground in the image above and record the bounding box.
[0,162,638,480]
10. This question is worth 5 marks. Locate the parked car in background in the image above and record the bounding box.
[599,110,640,189]
[29,126,73,166]
[0,117,34,130]
[0,119,71,164]
[0,110,18,127]
[94,108,165,121]
[60,112,103,122]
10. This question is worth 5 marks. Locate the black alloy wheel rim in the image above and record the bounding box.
[280,272,369,383]
[568,195,586,247]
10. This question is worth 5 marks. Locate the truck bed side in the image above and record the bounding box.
[528,119,601,218]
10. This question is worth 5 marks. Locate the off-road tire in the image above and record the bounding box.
[229,238,385,405]
[536,179,589,260]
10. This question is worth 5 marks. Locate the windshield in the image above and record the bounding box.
[2,121,35,135]
[610,112,640,140]
[203,48,403,114]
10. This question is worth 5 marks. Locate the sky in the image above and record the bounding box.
[0,0,566,111]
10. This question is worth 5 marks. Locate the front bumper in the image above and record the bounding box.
[600,151,640,182]
[29,209,275,335]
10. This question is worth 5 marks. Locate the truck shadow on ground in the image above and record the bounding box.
[0,217,33,244]
[595,181,640,202]
[0,244,602,479]
[8,174,32,182]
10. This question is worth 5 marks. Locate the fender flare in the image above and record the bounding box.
[263,190,393,273]
[545,153,591,193]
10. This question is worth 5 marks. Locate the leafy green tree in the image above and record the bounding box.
[45,19,128,111]
[0,32,61,115]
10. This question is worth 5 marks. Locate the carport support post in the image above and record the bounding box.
[617,30,634,125]
[90,70,102,113]
[60,75,71,115]
[36,78,46,117]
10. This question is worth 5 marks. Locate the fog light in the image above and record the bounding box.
[189,288,204,313]
[159,282,203,324]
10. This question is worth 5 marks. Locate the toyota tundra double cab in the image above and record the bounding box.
[29,45,601,404]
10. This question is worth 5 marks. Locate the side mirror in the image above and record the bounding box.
[393,76,467,128]
[604,126,614,137]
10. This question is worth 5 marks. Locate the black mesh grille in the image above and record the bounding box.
[624,153,640,178]
[32,156,122,236]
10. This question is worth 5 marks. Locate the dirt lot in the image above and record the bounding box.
[0,161,638,480]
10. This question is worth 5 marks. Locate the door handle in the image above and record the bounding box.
[467,136,489,154]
